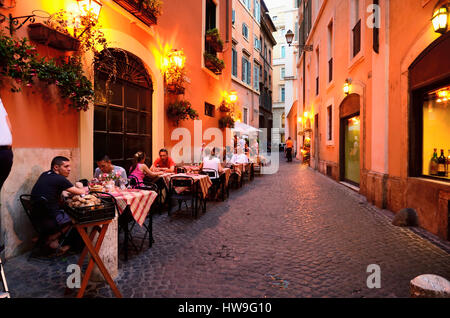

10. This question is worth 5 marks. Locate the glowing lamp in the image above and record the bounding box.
[343,79,351,96]
[298,117,302,123]
[229,91,238,103]
[77,0,102,20]
[169,50,186,69]
[432,4,448,34]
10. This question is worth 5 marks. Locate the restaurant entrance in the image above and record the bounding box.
[339,93,361,186]
[93,49,153,172]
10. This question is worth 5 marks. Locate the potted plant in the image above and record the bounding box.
[206,28,224,52]
[218,101,231,113]
[113,0,162,26]
[167,100,199,126]
[0,33,94,110]
[204,52,225,75]
[219,115,235,129]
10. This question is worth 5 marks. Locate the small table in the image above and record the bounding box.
[108,188,158,261]
[67,219,122,298]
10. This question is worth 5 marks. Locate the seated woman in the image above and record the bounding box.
[129,151,161,185]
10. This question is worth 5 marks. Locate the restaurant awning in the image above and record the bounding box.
[232,122,262,134]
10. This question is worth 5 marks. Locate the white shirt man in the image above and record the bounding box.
[238,137,246,150]
[202,156,221,172]
[230,153,249,164]
[0,97,13,192]
[0,98,12,147]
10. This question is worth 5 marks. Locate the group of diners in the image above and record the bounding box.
[26,143,258,256]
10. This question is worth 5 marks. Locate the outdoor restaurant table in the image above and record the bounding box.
[106,188,158,261]
[108,188,158,226]
[66,218,122,298]
[160,172,213,199]
[222,167,231,187]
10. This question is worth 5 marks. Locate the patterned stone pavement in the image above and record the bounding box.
[3,155,450,298]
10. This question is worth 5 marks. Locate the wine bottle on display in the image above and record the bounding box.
[437,149,446,177]
[446,149,450,177]
[429,148,438,176]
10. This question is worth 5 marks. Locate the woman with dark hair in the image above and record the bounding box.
[129,152,160,184]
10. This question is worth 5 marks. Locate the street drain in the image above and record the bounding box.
[265,274,289,289]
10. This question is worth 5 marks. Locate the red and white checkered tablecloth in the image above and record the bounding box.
[222,168,231,187]
[162,173,212,198]
[108,188,158,226]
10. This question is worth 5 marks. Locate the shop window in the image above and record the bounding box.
[421,85,450,180]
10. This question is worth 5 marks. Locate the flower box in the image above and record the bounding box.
[27,23,80,51]
[206,35,223,53]
[204,54,224,75]
[113,0,158,26]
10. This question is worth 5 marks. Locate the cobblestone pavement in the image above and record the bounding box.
[4,155,450,298]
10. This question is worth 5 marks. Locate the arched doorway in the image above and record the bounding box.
[339,93,361,185]
[94,49,153,172]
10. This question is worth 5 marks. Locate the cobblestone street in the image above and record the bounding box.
[4,155,450,298]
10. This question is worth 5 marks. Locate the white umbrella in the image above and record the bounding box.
[233,121,262,134]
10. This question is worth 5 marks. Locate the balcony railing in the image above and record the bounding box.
[113,0,158,26]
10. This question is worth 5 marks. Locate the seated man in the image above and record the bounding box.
[151,148,176,173]
[200,147,223,177]
[94,155,127,182]
[31,156,86,254]
[230,147,249,164]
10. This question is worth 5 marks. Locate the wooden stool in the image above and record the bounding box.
[65,219,122,298]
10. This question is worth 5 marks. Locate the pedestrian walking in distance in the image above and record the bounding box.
[286,137,294,162]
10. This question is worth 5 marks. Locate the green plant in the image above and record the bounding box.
[0,34,37,90]
[218,101,231,112]
[206,28,219,38]
[141,0,163,16]
[204,52,225,71]
[33,56,94,111]
[219,115,235,128]
[206,28,224,50]
[46,9,108,55]
[0,32,94,111]
[167,100,199,126]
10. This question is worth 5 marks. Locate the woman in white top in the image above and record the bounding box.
[200,147,223,177]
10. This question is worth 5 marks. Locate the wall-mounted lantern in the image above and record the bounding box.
[285,29,294,46]
[432,2,449,34]
[343,78,352,96]
[77,0,103,21]
[163,49,187,94]
[228,91,238,103]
